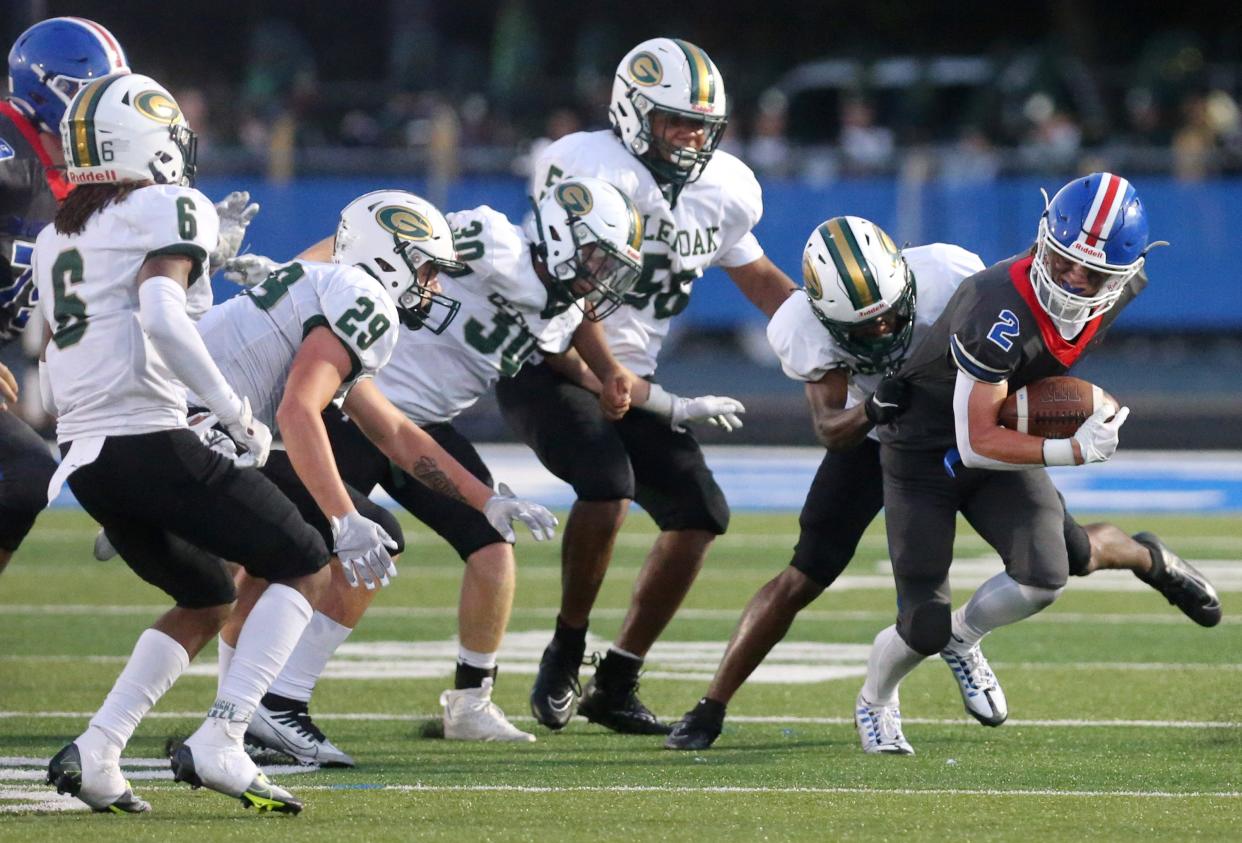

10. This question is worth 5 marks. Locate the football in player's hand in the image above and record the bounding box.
[998,376,1119,439]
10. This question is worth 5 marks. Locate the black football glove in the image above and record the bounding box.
[864,376,910,425]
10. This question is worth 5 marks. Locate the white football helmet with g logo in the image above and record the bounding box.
[802,216,917,375]
[532,176,644,321]
[334,190,464,333]
[60,72,196,186]
[609,37,728,189]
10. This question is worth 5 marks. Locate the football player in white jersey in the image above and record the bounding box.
[204,189,562,758]
[663,217,982,750]
[228,178,733,754]
[37,73,312,814]
[496,37,796,734]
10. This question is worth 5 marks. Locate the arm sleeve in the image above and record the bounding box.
[138,275,243,422]
[953,369,1031,471]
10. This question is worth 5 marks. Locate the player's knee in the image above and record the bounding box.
[571,466,635,502]
[656,497,730,536]
[899,599,952,656]
[1017,581,1064,610]
[790,529,854,589]
[1065,519,1092,577]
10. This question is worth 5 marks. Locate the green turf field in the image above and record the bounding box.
[1,509,1239,840]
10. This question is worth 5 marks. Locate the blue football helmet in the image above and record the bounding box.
[7,17,129,133]
[1031,172,1151,334]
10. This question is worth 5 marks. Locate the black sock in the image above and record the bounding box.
[554,615,588,650]
[692,697,727,724]
[597,648,642,684]
[1134,535,1166,584]
[261,692,306,712]
[455,661,498,690]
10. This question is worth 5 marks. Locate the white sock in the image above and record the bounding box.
[216,640,234,696]
[267,611,352,703]
[953,572,1064,648]
[457,644,497,670]
[860,625,925,707]
[212,584,312,725]
[88,628,189,750]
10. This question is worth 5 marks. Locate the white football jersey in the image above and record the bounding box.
[532,130,764,377]
[35,184,219,442]
[196,260,399,428]
[767,243,985,440]
[374,206,582,425]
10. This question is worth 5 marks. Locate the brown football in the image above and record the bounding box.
[998,376,1119,439]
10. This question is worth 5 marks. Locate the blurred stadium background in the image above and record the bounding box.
[6,0,1242,447]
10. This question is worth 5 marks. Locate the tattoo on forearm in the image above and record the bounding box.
[411,456,467,503]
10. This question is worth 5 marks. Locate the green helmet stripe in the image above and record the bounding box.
[672,39,715,108]
[821,218,881,310]
[623,195,644,251]
[69,74,124,168]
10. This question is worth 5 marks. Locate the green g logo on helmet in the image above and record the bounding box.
[554,182,594,216]
[802,255,823,300]
[133,90,182,124]
[375,206,433,241]
[628,51,662,87]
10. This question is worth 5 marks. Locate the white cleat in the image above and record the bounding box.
[940,634,1008,727]
[441,678,536,743]
[245,702,356,767]
[172,720,302,814]
[47,737,149,814]
[855,693,914,755]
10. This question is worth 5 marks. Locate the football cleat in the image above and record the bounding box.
[939,634,1008,727]
[170,742,302,814]
[441,678,536,742]
[47,741,150,814]
[578,674,671,735]
[1133,532,1222,627]
[664,703,724,751]
[855,693,914,755]
[93,528,118,561]
[244,701,356,768]
[530,636,586,730]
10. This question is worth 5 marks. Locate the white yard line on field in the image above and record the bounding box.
[1,711,1237,728]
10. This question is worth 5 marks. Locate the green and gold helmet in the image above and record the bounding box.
[60,72,196,186]
[802,216,917,375]
[608,38,728,191]
[334,190,464,333]
[532,176,644,321]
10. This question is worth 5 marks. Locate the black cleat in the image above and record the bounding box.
[578,674,672,735]
[530,636,586,730]
[47,742,150,814]
[1134,532,1223,627]
[665,700,725,750]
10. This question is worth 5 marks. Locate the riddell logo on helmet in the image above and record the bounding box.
[1070,240,1107,262]
[858,301,889,317]
[68,169,119,183]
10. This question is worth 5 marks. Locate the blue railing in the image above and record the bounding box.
[197,175,1242,331]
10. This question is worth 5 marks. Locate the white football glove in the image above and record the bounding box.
[209,191,261,274]
[217,396,272,468]
[220,253,278,288]
[483,482,558,543]
[671,394,746,433]
[1072,405,1130,464]
[330,511,399,590]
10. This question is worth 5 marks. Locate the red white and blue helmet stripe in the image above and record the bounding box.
[1045,172,1149,271]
